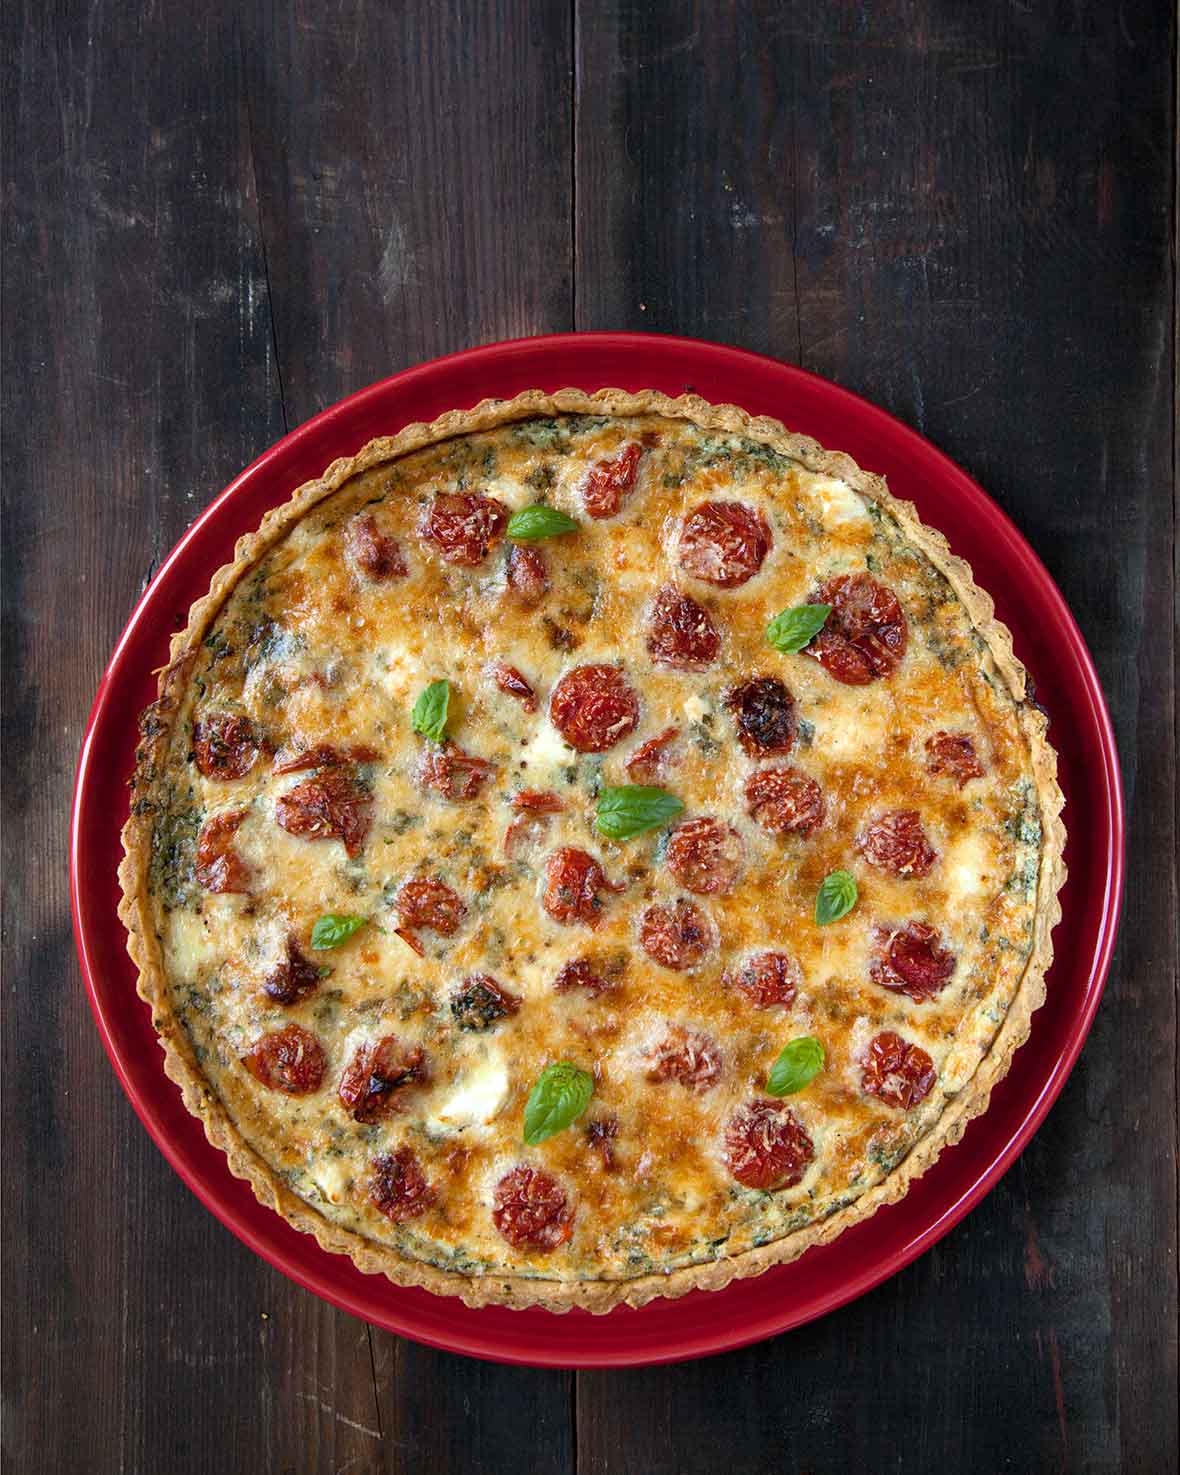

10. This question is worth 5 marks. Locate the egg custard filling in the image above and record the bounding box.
[120,389,1064,1311]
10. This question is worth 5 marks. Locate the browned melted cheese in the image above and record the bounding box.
[146,413,1043,1283]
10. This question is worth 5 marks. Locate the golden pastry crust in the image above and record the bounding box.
[118,388,1065,1312]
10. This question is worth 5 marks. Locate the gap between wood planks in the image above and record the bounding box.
[241,26,288,439]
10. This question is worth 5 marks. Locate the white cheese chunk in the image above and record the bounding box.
[810,475,870,528]
[430,1047,510,1130]
[813,697,889,761]
[310,1157,353,1206]
[518,721,574,777]
[376,638,423,700]
[942,830,996,905]
[167,908,222,979]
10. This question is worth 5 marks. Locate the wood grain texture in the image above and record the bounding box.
[237,5,577,1470]
[241,0,575,429]
[2,2,574,1474]
[2,0,1175,1471]
[574,3,1176,1473]
[2,3,295,1473]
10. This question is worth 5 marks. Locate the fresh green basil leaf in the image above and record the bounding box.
[766,1035,825,1096]
[595,785,685,840]
[310,913,367,950]
[766,602,832,654]
[815,869,858,925]
[523,1060,594,1145]
[411,679,450,742]
[506,504,579,542]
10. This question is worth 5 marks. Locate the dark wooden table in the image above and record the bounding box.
[4,3,1176,1471]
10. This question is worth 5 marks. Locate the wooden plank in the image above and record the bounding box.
[3,1,574,1472]
[238,3,576,1471]
[0,2,304,1472]
[372,1338,574,1475]
[242,0,575,430]
[573,3,1177,1472]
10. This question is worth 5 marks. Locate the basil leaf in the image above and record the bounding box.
[523,1060,594,1145]
[595,785,685,840]
[310,913,367,950]
[766,1036,825,1096]
[815,869,858,925]
[412,679,450,742]
[507,504,579,542]
[766,603,832,654]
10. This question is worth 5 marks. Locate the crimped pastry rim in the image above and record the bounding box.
[118,387,1066,1313]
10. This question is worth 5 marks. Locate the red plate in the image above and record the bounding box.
[71,333,1123,1367]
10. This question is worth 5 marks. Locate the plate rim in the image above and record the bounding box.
[70,331,1124,1367]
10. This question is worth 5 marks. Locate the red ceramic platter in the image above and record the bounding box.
[71,333,1123,1368]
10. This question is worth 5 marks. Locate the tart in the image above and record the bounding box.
[118,389,1065,1312]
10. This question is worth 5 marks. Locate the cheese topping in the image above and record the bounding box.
[140,410,1046,1287]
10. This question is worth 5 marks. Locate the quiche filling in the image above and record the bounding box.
[122,392,1062,1307]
